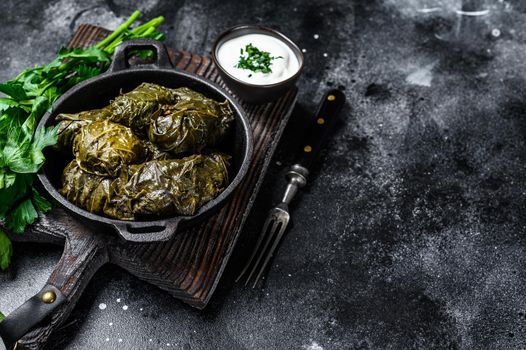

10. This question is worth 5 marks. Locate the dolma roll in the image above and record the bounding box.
[106,153,230,219]
[73,120,148,177]
[56,107,112,148]
[147,91,234,155]
[110,82,177,134]
[60,160,116,215]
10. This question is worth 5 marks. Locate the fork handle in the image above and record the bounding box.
[295,89,346,170]
[282,164,309,204]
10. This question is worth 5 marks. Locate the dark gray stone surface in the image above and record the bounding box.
[1,0,526,349]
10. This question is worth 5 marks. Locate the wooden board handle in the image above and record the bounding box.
[3,217,110,350]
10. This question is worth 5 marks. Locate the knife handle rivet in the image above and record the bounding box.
[317,117,325,125]
[327,94,336,101]
[42,291,56,304]
[303,145,312,153]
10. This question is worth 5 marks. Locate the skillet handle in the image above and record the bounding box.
[109,38,173,72]
[113,219,181,243]
[0,216,109,349]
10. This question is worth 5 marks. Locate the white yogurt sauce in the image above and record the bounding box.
[217,33,300,85]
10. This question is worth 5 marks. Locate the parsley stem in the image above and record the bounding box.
[101,16,165,54]
[95,10,141,50]
[130,17,165,36]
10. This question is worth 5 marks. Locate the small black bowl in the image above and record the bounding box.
[212,25,304,104]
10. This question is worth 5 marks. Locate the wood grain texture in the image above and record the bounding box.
[4,24,297,349]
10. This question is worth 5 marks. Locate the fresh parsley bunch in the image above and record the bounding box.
[0,10,166,270]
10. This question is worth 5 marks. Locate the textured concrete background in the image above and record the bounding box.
[2,0,526,349]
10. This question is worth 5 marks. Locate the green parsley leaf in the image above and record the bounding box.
[30,124,59,169]
[2,97,50,173]
[0,82,28,101]
[0,229,12,270]
[57,47,111,63]
[42,86,60,106]
[0,311,5,322]
[6,198,38,234]
[32,188,52,213]
[0,174,33,219]
[0,98,24,112]
[0,170,17,189]
[16,70,41,97]
[129,48,156,60]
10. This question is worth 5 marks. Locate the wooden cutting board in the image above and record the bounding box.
[3,24,297,349]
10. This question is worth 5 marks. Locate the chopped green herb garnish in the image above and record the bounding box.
[236,43,282,75]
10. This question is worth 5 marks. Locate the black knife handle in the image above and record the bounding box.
[295,89,346,171]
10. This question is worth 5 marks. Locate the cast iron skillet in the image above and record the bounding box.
[37,39,253,243]
[0,40,253,350]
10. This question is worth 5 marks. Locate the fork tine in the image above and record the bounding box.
[235,212,275,283]
[251,220,288,288]
[244,217,282,286]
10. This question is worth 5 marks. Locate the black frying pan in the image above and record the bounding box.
[37,39,253,243]
[0,39,252,349]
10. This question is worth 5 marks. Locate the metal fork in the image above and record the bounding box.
[236,89,345,288]
[236,164,308,288]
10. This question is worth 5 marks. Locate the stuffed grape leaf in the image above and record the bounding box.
[56,107,112,148]
[110,82,177,134]
[73,120,148,177]
[105,153,230,219]
[147,93,234,155]
[60,160,115,215]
